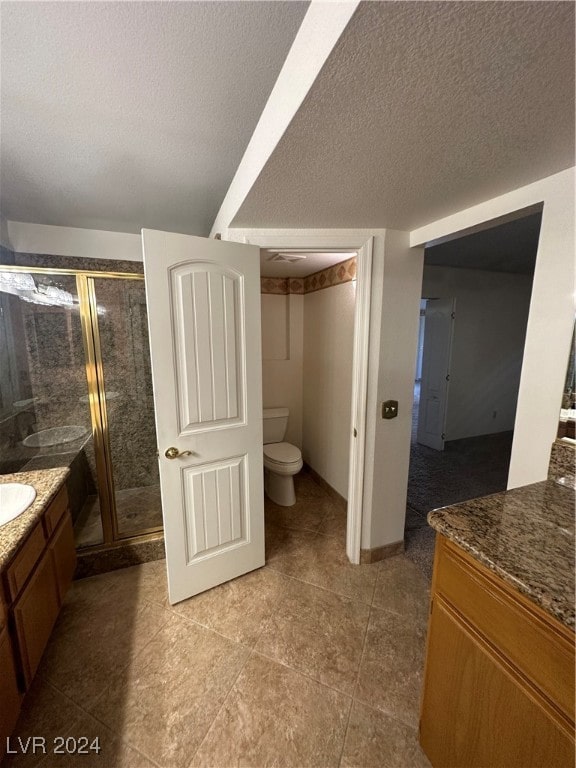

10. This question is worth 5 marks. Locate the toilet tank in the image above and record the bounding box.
[262,407,289,444]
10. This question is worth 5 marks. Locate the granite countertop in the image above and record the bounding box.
[428,480,575,630]
[0,468,70,571]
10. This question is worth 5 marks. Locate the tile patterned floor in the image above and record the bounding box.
[7,472,431,768]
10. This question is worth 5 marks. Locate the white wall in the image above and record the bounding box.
[6,221,142,261]
[260,293,303,448]
[0,218,11,250]
[362,230,424,550]
[302,282,355,498]
[422,266,533,440]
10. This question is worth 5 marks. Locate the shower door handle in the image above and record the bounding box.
[164,446,194,460]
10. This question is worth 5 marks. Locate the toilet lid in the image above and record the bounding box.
[263,442,301,464]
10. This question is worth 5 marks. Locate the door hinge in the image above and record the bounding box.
[441,432,446,440]
[451,311,456,319]
[445,374,450,381]
[353,427,357,438]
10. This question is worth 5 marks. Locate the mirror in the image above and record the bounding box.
[558,321,575,440]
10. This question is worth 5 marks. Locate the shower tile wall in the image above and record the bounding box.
[94,277,160,535]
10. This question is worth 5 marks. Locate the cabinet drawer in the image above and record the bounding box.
[43,486,69,538]
[50,512,76,603]
[5,523,46,602]
[13,548,60,689]
[435,536,575,725]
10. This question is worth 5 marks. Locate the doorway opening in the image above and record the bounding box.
[404,211,542,577]
[259,250,359,565]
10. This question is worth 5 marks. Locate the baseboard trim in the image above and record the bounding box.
[303,463,347,511]
[360,540,404,564]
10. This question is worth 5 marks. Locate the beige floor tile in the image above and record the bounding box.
[294,472,330,499]
[89,614,250,768]
[39,596,170,709]
[341,701,431,768]
[191,653,350,768]
[268,528,379,604]
[372,556,430,625]
[265,523,319,566]
[255,578,369,695]
[317,504,348,542]
[170,566,290,646]
[265,495,336,533]
[4,680,85,768]
[355,608,427,728]
[96,559,169,607]
[36,711,155,768]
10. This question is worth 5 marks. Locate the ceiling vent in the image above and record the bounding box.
[267,253,307,263]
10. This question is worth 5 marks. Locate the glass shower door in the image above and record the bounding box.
[91,277,162,538]
[0,270,104,546]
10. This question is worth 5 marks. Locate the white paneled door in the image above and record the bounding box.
[417,298,456,451]
[142,230,264,604]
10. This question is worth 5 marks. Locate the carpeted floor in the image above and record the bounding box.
[404,383,513,581]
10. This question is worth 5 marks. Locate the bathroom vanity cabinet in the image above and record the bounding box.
[0,595,21,756]
[0,483,76,758]
[420,534,575,768]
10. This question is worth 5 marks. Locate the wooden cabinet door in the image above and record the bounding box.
[12,549,60,689]
[420,598,575,768]
[0,626,22,761]
[50,512,76,604]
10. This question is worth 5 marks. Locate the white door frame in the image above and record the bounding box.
[226,229,373,565]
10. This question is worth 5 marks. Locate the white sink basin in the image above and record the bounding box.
[23,425,88,448]
[0,484,36,526]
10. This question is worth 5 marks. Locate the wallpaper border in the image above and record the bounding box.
[261,257,356,295]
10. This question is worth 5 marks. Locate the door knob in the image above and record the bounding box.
[164,446,193,459]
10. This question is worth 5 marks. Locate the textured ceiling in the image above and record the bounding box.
[425,212,542,275]
[233,1,575,230]
[0,1,308,235]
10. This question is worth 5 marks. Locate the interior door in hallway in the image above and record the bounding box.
[417,298,456,451]
[142,230,264,604]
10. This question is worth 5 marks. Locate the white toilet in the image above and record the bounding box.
[263,407,303,506]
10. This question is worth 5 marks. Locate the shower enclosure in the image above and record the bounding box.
[0,265,163,551]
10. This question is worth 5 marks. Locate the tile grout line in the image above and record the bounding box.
[161,602,267,652]
[45,595,171,719]
[184,647,255,768]
[338,597,373,767]
[337,696,355,768]
[264,561,375,608]
[251,647,356,700]
[34,680,164,768]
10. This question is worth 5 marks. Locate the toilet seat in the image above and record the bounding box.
[263,442,303,475]
[263,442,301,463]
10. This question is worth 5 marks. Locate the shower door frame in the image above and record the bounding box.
[0,264,163,549]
